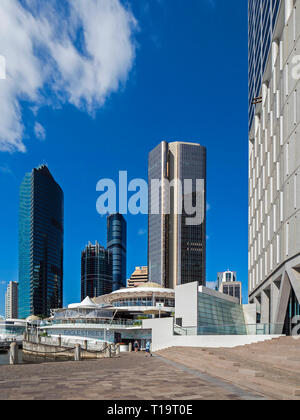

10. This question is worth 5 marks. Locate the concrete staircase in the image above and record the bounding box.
[157,337,300,400]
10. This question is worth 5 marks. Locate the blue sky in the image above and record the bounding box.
[0,0,248,316]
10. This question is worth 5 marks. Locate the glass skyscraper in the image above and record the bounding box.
[148,141,206,289]
[107,213,127,291]
[248,0,281,128]
[81,242,113,300]
[19,165,64,319]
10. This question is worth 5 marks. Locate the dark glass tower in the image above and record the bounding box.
[248,0,281,128]
[19,165,64,319]
[148,141,206,289]
[107,214,127,291]
[81,242,113,300]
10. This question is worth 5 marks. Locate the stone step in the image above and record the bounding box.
[158,347,300,400]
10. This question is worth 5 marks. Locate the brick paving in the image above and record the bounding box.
[157,337,300,400]
[0,352,267,400]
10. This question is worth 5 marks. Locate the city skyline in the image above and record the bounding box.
[0,0,249,316]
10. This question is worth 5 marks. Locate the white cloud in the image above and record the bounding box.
[0,0,137,153]
[34,122,46,141]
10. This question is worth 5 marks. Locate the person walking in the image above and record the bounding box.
[145,340,152,357]
[134,340,139,353]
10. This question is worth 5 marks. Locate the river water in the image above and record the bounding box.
[0,350,23,365]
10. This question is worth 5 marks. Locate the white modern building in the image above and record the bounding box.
[5,281,18,320]
[40,282,283,352]
[248,0,300,334]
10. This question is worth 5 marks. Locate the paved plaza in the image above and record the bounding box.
[0,351,266,400]
[1,337,299,400]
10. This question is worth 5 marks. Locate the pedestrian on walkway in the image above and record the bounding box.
[134,340,139,353]
[145,340,152,357]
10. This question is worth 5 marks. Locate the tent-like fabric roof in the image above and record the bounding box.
[68,296,98,309]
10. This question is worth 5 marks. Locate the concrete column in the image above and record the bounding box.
[9,342,18,365]
[262,83,268,104]
[57,336,62,347]
[116,344,120,356]
[285,0,293,25]
[106,344,112,358]
[271,281,281,325]
[129,342,132,352]
[272,41,279,70]
[74,344,81,361]
[261,288,271,326]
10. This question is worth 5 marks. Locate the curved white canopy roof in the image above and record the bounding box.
[68,296,98,309]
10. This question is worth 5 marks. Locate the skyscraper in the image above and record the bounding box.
[248,0,300,334]
[148,141,206,289]
[248,0,281,129]
[19,165,64,319]
[107,213,127,291]
[217,271,242,305]
[217,271,237,291]
[5,282,18,319]
[81,242,113,300]
[127,266,149,288]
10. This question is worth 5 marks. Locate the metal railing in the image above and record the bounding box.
[49,318,143,328]
[174,323,284,336]
[197,323,284,336]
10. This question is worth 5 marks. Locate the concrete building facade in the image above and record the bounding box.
[5,281,18,320]
[127,266,148,288]
[217,271,242,304]
[248,0,300,334]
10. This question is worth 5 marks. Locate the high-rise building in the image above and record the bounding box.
[217,271,242,305]
[107,213,127,291]
[217,271,237,290]
[148,141,206,289]
[127,266,148,288]
[248,0,300,334]
[81,241,113,300]
[5,282,18,319]
[19,165,64,319]
[248,0,281,130]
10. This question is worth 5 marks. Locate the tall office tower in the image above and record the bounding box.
[217,271,237,290]
[19,165,64,319]
[81,242,113,300]
[148,141,206,289]
[217,271,242,305]
[107,213,127,292]
[127,266,149,288]
[5,282,18,319]
[248,0,300,334]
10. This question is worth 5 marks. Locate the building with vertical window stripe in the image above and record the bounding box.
[81,242,113,300]
[248,0,300,334]
[148,141,206,289]
[19,165,64,319]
